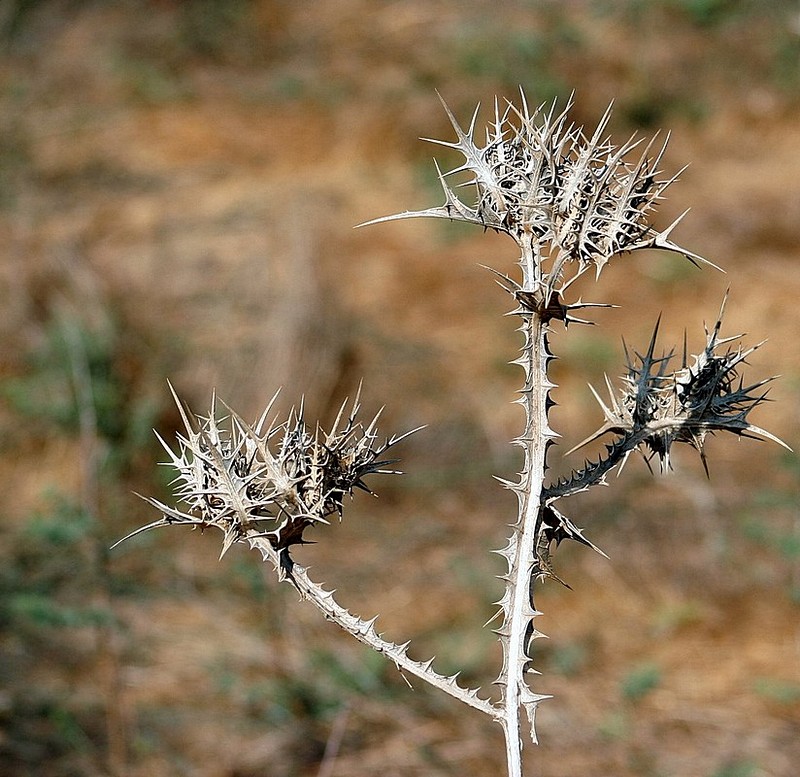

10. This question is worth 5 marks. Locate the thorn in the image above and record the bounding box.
[396,668,414,689]
[219,529,238,560]
[483,608,505,629]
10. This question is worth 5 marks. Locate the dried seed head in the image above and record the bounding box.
[575,295,788,473]
[115,387,419,561]
[362,91,714,289]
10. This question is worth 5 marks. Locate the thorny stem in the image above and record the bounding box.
[502,309,552,774]
[243,533,500,720]
[544,429,640,502]
[520,233,542,291]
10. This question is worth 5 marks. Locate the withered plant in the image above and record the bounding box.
[116,92,787,776]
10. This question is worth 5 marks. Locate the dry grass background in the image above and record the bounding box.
[0,2,798,776]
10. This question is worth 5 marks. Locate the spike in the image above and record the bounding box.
[636,210,724,271]
[219,528,238,560]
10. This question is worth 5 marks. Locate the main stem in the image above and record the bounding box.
[502,239,554,775]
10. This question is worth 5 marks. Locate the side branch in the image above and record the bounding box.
[116,387,501,722]
[243,532,500,719]
[543,427,647,502]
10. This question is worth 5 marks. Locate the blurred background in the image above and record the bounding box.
[0,2,798,776]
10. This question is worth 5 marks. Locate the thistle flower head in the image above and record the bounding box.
[576,294,788,472]
[115,385,418,564]
[362,91,714,292]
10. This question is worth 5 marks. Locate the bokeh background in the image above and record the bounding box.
[1,2,799,776]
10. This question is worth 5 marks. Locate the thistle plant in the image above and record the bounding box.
[115,91,787,776]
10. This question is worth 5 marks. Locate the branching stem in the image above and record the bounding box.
[118,91,787,777]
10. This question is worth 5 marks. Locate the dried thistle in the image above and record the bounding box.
[115,384,498,718]
[117,91,787,777]
[558,292,786,480]
[362,91,717,304]
[362,91,784,772]
[117,383,418,575]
